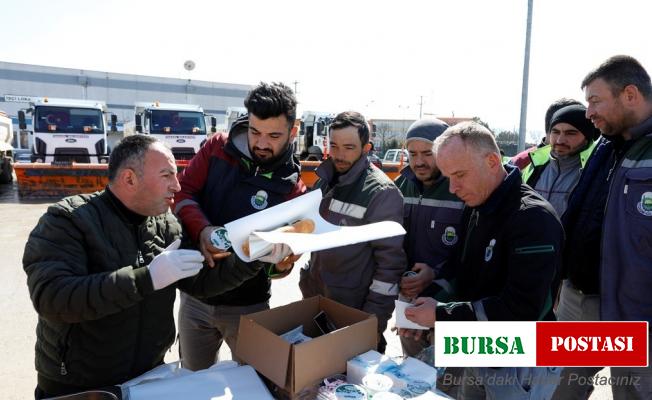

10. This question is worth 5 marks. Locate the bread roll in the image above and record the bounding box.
[241,219,315,257]
[241,242,250,257]
[290,218,315,233]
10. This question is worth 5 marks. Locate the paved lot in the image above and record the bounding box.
[0,180,612,399]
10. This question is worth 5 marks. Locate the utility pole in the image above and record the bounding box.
[518,0,534,152]
[293,80,299,96]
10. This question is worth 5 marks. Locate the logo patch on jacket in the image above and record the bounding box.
[442,226,458,246]
[251,190,269,210]
[485,239,496,262]
[637,191,652,216]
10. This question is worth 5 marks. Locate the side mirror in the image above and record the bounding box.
[135,114,143,133]
[110,114,117,132]
[18,111,26,130]
[210,116,217,133]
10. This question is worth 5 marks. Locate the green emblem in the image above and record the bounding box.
[637,192,652,216]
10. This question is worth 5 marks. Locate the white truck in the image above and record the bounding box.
[0,111,14,183]
[131,102,216,160]
[296,111,333,161]
[18,97,115,163]
[225,106,247,132]
[382,148,409,163]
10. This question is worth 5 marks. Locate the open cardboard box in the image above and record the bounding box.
[235,296,378,396]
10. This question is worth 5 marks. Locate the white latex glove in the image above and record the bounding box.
[148,239,205,290]
[258,243,293,264]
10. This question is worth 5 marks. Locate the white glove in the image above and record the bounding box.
[148,239,205,290]
[258,243,293,264]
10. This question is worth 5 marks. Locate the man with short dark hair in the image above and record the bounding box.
[174,82,306,370]
[557,55,652,399]
[406,121,564,399]
[23,135,263,399]
[299,111,406,353]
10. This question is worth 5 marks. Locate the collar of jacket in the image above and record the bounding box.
[529,145,552,167]
[224,114,300,185]
[317,154,370,186]
[529,140,597,170]
[101,188,149,226]
[400,165,444,193]
[628,113,652,141]
[474,163,521,215]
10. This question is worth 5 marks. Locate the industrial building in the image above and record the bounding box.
[0,61,252,152]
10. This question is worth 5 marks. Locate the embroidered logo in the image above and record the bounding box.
[637,192,652,216]
[484,239,496,262]
[442,226,458,246]
[251,190,269,210]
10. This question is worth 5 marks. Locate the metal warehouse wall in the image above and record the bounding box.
[0,61,252,125]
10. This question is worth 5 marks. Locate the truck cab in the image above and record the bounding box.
[0,111,14,183]
[18,97,114,164]
[133,102,215,161]
[382,148,409,163]
[225,106,247,132]
[296,111,333,160]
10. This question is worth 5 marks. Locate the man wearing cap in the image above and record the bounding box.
[394,119,464,355]
[299,111,406,353]
[522,103,599,218]
[522,103,601,399]
[511,98,584,169]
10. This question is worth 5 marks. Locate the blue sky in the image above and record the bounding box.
[2,0,651,141]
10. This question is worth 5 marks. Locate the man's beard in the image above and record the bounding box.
[251,139,291,167]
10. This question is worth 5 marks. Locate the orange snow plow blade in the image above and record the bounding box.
[14,159,402,198]
[14,163,109,198]
[15,160,193,198]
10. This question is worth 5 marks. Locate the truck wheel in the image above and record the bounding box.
[0,159,12,184]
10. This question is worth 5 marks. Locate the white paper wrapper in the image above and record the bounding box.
[225,190,406,262]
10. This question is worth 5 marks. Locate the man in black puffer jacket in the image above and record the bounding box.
[23,135,265,399]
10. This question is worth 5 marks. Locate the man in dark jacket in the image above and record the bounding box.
[554,55,652,400]
[23,135,264,399]
[394,118,463,358]
[299,111,406,353]
[174,82,306,370]
[406,121,564,399]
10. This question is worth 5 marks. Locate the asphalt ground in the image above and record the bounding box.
[0,178,612,399]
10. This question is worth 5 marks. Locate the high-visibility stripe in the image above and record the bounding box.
[369,279,399,296]
[404,197,463,209]
[329,199,367,219]
[622,158,652,168]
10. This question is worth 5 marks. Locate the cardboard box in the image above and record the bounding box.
[235,296,378,396]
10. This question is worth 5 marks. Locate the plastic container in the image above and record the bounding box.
[361,373,393,396]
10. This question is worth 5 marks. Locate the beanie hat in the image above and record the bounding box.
[405,118,449,144]
[549,104,599,140]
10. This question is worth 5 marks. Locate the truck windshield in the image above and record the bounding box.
[35,106,104,134]
[150,110,206,135]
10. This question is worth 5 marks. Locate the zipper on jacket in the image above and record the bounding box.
[546,159,562,201]
[460,209,479,264]
[59,326,74,376]
[131,223,146,375]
